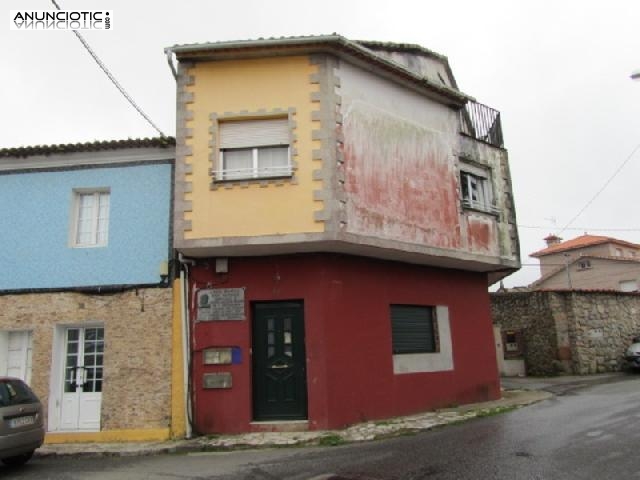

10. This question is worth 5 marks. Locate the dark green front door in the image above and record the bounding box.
[252,301,308,421]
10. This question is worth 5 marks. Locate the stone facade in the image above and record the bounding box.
[0,287,173,432]
[491,291,640,375]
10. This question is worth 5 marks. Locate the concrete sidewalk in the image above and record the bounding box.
[41,372,634,458]
[38,388,552,458]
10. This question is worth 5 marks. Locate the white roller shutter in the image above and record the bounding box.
[219,118,289,149]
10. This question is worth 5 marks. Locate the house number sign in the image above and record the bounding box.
[197,288,245,321]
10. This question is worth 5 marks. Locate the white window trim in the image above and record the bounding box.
[69,188,110,248]
[393,306,454,374]
[214,116,293,182]
[217,146,292,181]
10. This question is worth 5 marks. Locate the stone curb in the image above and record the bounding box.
[36,390,553,459]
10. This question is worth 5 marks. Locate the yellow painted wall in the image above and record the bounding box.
[45,428,170,444]
[185,56,324,239]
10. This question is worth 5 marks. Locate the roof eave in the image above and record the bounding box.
[168,36,470,108]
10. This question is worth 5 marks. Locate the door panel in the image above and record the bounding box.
[60,327,103,431]
[253,302,307,421]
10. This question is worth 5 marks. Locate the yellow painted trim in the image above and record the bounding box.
[45,428,170,444]
[170,279,186,438]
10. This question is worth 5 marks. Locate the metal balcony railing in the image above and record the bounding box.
[459,101,504,148]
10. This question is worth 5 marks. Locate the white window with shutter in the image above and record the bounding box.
[0,331,33,384]
[217,118,291,180]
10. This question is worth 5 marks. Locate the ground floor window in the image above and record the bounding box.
[390,305,439,354]
[0,331,33,384]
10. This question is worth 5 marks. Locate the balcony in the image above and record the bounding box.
[459,101,504,148]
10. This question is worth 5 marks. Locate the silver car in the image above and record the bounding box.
[625,336,640,371]
[0,377,44,466]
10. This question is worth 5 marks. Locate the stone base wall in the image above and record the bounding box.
[490,292,560,375]
[0,287,173,431]
[491,291,640,375]
[569,292,640,374]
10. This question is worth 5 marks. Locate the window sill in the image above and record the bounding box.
[211,174,296,190]
[461,202,500,217]
[213,174,293,184]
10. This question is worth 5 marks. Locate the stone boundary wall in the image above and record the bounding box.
[0,287,173,431]
[491,290,640,375]
[490,291,559,375]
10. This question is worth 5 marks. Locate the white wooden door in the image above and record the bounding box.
[59,327,104,431]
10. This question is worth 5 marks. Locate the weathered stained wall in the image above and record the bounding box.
[491,291,640,375]
[360,47,456,89]
[339,61,463,250]
[459,136,518,262]
[0,288,173,433]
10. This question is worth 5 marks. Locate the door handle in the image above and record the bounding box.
[270,363,289,369]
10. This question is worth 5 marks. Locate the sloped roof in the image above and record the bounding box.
[530,234,640,258]
[167,34,470,107]
[0,137,175,158]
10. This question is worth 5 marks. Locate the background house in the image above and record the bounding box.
[529,234,640,291]
[0,138,182,443]
[168,35,520,434]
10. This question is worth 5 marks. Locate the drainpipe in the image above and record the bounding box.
[165,48,177,80]
[179,253,195,438]
[563,253,573,289]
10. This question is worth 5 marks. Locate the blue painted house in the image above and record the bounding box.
[0,138,179,442]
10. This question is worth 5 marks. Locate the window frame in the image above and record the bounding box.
[215,116,293,182]
[459,162,498,215]
[390,304,439,355]
[70,188,110,248]
[219,145,291,181]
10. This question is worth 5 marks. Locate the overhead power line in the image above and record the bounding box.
[51,0,166,137]
[557,141,640,236]
[518,225,640,233]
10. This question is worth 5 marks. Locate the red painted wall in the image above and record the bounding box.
[189,254,500,434]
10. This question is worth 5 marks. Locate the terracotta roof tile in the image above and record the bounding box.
[530,234,640,257]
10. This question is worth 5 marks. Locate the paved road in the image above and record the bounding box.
[7,375,640,479]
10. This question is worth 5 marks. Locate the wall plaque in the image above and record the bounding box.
[203,348,233,365]
[197,288,245,321]
[203,372,232,389]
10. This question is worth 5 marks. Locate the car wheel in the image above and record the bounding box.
[1,450,34,466]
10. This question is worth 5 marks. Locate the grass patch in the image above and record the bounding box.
[317,434,345,447]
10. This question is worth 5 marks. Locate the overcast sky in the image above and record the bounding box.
[5,0,640,287]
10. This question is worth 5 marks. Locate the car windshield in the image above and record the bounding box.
[0,380,39,407]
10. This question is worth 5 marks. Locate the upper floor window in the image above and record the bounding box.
[71,189,110,247]
[578,260,592,270]
[217,118,291,181]
[459,163,497,214]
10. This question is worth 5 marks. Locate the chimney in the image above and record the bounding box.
[544,234,562,247]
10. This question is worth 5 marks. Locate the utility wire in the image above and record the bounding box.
[557,141,640,236]
[518,225,640,233]
[51,0,166,138]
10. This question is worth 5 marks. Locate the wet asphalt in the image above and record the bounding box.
[6,373,640,479]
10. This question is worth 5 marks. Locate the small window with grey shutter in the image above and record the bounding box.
[390,305,439,354]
